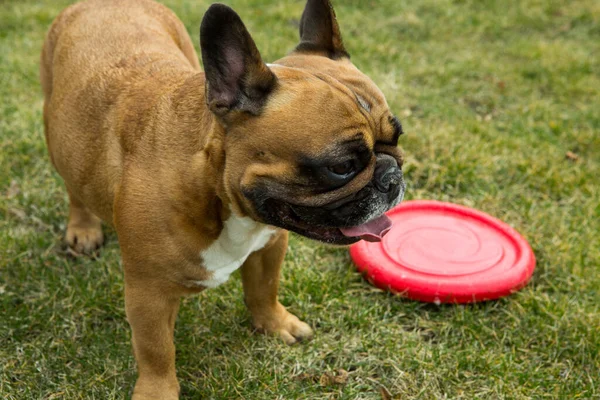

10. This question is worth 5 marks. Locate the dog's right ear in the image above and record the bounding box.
[295,0,349,59]
[200,4,276,117]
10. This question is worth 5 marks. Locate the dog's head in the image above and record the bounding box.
[200,0,405,244]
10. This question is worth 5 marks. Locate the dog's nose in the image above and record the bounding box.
[374,154,401,193]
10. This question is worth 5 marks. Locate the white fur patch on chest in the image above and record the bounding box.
[197,215,275,288]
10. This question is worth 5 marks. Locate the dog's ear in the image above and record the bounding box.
[295,0,349,59]
[200,4,276,117]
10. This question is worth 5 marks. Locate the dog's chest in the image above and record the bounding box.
[197,216,275,288]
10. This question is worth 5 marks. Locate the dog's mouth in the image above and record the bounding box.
[338,215,392,242]
[267,199,393,245]
[245,165,404,245]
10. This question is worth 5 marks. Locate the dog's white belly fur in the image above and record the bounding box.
[197,215,275,288]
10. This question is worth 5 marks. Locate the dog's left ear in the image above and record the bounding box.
[200,4,277,117]
[295,0,349,59]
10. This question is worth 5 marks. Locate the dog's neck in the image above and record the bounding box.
[160,72,245,232]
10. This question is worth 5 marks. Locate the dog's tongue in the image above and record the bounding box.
[340,214,392,242]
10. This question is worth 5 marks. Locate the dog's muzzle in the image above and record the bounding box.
[374,153,405,205]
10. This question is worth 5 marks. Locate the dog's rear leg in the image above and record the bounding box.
[126,281,180,400]
[65,191,104,254]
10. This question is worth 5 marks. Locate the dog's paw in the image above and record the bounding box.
[252,302,314,345]
[65,223,104,255]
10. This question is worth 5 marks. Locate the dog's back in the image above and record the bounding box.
[41,0,198,99]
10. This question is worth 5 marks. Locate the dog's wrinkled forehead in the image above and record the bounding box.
[275,54,402,145]
[331,66,402,146]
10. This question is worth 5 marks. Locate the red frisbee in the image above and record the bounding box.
[350,200,535,303]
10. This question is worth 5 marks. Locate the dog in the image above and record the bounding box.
[40,0,405,397]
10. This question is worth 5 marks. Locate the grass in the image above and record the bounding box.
[1,0,599,398]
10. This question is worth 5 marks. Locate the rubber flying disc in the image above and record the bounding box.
[350,200,535,303]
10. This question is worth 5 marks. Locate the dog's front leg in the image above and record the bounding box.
[125,278,181,400]
[241,231,314,345]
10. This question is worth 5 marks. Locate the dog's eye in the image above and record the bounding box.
[327,160,355,177]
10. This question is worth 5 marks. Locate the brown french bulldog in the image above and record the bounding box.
[40,0,405,397]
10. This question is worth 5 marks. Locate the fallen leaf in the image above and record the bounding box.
[333,369,349,384]
[319,374,332,386]
[318,369,349,386]
[565,151,579,161]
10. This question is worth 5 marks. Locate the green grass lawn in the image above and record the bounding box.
[1,0,599,398]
